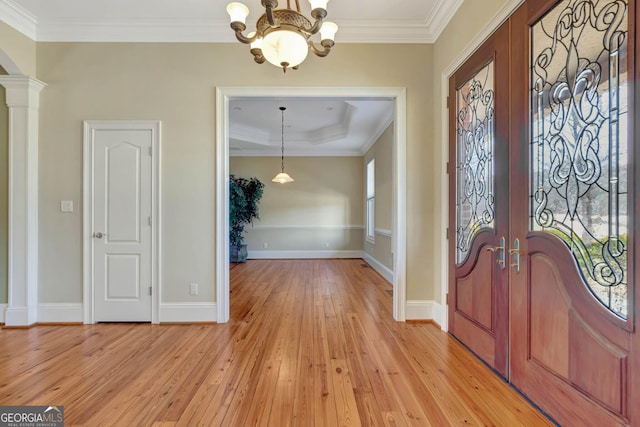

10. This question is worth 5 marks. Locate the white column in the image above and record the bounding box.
[0,75,46,326]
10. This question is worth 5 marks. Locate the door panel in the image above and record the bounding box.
[509,0,637,425]
[448,22,510,378]
[456,250,493,330]
[94,129,152,322]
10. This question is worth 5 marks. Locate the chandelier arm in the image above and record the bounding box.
[308,39,334,57]
[230,22,260,44]
[262,0,278,26]
[307,8,327,35]
[250,48,266,64]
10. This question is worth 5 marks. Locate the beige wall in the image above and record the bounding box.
[0,0,523,314]
[230,156,364,253]
[364,123,393,270]
[431,0,514,302]
[0,0,516,310]
[0,79,7,303]
[0,21,36,75]
[33,41,432,304]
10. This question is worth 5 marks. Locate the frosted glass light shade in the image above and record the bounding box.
[320,22,338,41]
[262,30,309,68]
[308,0,329,10]
[227,2,250,23]
[272,172,294,184]
[250,36,263,49]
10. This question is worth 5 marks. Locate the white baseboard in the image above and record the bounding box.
[0,304,6,323]
[38,303,84,323]
[248,250,364,259]
[406,300,444,327]
[4,305,38,326]
[160,302,217,323]
[362,253,393,283]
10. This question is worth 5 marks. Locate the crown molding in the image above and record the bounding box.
[32,19,442,43]
[34,18,232,42]
[1,9,462,44]
[427,0,464,42]
[0,0,37,40]
[360,108,394,155]
[229,148,364,157]
[229,123,270,146]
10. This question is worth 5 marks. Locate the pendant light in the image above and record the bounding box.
[272,106,294,184]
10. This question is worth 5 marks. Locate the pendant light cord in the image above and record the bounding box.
[280,106,286,173]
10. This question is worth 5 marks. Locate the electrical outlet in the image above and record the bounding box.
[190,283,198,296]
[263,242,268,248]
[324,242,330,248]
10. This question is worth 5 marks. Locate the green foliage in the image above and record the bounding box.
[230,175,265,246]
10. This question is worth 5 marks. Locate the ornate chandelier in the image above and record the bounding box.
[226,0,338,73]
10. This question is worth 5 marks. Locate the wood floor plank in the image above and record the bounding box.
[330,358,362,426]
[0,259,553,426]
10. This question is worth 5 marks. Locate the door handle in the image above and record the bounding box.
[485,236,506,269]
[509,238,520,273]
[93,232,106,239]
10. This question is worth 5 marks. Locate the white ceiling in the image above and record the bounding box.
[0,0,461,156]
[230,98,394,156]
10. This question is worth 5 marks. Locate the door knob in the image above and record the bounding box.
[485,236,506,269]
[510,238,520,273]
[93,232,105,239]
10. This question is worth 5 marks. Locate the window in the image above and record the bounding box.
[366,159,375,242]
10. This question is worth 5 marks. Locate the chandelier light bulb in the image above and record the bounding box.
[250,36,262,50]
[320,22,338,41]
[226,2,249,24]
[308,0,329,10]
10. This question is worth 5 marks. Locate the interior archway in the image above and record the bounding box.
[0,48,22,75]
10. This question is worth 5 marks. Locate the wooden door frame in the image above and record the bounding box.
[82,120,162,324]
[440,0,525,331]
[215,87,407,323]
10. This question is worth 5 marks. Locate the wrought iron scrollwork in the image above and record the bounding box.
[456,62,496,264]
[530,0,628,318]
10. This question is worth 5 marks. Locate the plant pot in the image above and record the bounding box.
[230,244,248,263]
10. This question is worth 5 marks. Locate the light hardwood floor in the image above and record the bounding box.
[0,259,553,426]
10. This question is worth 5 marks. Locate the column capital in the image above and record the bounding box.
[0,75,46,108]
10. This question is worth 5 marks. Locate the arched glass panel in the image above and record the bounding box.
[530,0,629,318]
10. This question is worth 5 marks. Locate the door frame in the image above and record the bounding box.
[82,120,162,324]
[440,0,524,331]
[215,86,407,323]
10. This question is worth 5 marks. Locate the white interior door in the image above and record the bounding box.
[92,128,153,322]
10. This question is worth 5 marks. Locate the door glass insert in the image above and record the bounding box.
[456,61,496,264]
[530,0,629,318]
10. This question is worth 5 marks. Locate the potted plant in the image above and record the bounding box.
[229,174,265,262]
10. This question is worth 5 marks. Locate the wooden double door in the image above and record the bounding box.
[448,0,639,425]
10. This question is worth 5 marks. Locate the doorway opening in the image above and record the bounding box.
[216,87,407,323]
